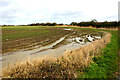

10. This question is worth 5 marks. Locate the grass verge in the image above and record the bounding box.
[79,30,119,78]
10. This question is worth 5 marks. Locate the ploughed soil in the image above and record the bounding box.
[2,26,72,54]
[2,26,103,54]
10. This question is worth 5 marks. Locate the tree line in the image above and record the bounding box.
[1,20,120,28]
[1,22,64,27]
[70,19,119,28]
[28,22,59,26]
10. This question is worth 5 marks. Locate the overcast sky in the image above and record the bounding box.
[0,0,119,25]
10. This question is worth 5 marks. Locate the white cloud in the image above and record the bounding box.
[0,0,119,25]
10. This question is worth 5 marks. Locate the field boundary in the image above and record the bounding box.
[60,25,119,31]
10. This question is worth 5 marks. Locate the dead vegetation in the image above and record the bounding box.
[77,26,118,31]
[2,32,111,78]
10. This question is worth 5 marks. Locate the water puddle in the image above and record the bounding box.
[64,28,73,31]
[1,28,102,68]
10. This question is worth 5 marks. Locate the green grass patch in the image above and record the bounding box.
[2,26,47,41]
[79,30,118,78]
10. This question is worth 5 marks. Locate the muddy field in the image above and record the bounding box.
[1,26,105,68]
[2,26,103,54]
[2,26,71,54]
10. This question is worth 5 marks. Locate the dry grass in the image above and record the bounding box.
[2,32,111,78]
[61,25,118,31]
[78,26,119,31]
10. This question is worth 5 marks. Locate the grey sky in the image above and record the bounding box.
[0,0,119,25]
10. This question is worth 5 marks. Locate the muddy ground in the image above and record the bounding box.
[2,26,103,54]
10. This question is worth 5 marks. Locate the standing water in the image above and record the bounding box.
[1,29,102,68]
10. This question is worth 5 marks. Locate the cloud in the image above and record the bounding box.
[0,0,119,25]
[49,11,83,23]
[0,1,9,7]
[0,10,16,24]
[105,16,118,20]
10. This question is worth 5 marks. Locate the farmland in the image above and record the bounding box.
[2,26,71,53]
[1,26,119,79]
[2,26,103,54]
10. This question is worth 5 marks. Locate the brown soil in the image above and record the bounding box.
[2,27,72,54]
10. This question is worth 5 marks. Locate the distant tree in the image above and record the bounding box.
[36,23,40,26]
[40,23,44,26]
[91,19,97,22]
[46,22,51,26]
[59,23,63,26]
[3,24,7,27]
[52,22,57,26]
[70,22,78,26]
